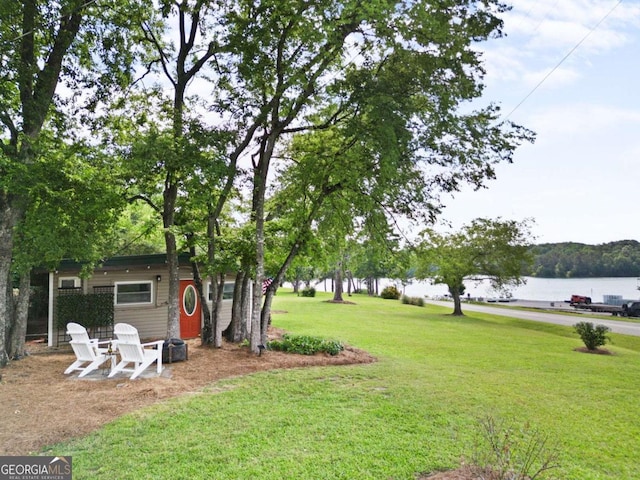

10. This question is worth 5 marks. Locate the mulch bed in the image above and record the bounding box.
[0,330,375,456]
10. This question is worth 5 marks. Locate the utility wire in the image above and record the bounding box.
[503,0,624,122]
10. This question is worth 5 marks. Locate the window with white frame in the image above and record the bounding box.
[115,281,153,305]
[58,277,81,289]
[207,282,235,301]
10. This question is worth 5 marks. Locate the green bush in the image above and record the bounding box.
[380,285,401,300]
[268,334,344,356]
[300,286,316,297]
[401,295,424,307]
[573,321,611,350]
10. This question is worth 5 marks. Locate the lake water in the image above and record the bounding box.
[401,277,640,302]
[317,277,640,303]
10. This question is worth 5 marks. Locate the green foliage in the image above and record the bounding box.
[13,143,127,271]
[267,334,344,356]
[469,415,560,480]
[380,285,401,299]
[113,202,165,255]
[300,286,316,297]
[415,218,534,313]
[573,321,611,350]
[55,293,114,330]
[530,240,640,278]
[401,295,424,307]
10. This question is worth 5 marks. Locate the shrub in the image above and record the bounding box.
[401,295,424,307]
[380,285,401,300]
[267,334,344,356]
[300,286,316,297]
[469,415,560,480]
[574,321,611,350]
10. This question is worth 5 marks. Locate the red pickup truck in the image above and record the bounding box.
[570,294,592,305]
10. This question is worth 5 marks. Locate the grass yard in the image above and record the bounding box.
[50,291,640,479]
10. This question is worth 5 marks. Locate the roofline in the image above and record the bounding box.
[53,252,193,272]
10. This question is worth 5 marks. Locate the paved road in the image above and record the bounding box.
[424,300,640,337]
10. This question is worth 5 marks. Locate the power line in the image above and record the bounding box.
[502,0,624,122]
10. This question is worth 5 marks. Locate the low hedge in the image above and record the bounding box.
[268,334,344,356]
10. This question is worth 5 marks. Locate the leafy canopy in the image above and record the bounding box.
[415,218,535,297]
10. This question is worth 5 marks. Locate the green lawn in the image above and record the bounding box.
[48,291,640,479]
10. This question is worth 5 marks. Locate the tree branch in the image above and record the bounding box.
[0,110,19,148]
[29,7,84,137]
[281,105,350,135]
[126,194,161,213]
[141,21,177,89]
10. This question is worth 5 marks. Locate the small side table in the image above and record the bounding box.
[102,343,118,376]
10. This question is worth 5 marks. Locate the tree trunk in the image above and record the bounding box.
[0,268,12,367]
[260,291,274,346]
[226,270,246,343]
[250,184,266,353]
[8,271,30,360]
[189,252,212,346]
[164,228,181,339]
[346,271,354,296]
[451,291,463,315]
[0,198,20,367]
[213,273,224,348]
[332,262,344,302]
[450,285,464,316]
[250,131,277,353]
[250,279,262,352]
[240,271,251,341]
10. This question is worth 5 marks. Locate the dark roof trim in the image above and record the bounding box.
[55,253,193,272]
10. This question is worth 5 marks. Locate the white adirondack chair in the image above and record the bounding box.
[109,323,164,380]
[64,322,113,378]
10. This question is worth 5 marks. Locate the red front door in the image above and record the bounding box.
[179,280,201,338]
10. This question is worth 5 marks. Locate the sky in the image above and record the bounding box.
[437,0,640,245]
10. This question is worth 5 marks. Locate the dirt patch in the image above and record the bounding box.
[418,465,505,479]
[0,328,376,456]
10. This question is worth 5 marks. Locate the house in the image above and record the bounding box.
[29,253,246,346]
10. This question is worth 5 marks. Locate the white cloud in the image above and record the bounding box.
[441,1,640,245]
[521,65,582,90]
[489,0,640,90]
[526,104,640,138]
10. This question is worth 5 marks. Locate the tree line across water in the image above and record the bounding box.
[528,240,640,278]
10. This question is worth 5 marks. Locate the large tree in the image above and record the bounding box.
[139,1,222,340]
[415,218,535,315]
[8,139,126,358]
[0,0,149,366]
[220,0,534,350]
